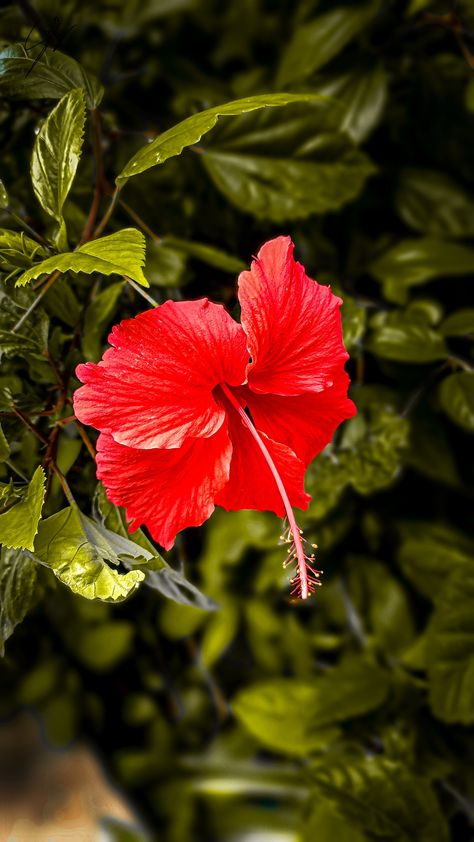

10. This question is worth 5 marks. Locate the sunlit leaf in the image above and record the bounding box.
[16,229,148,287]
[93,485,216,610]
[31,88,86,249]
[32,505,144,602]
[116,93,322,185]
[0,466,45,551]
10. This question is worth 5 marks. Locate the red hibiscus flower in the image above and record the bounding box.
[73,236,355,599]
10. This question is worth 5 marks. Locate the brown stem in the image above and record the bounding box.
[50,464,75,505]
[119,199,161,242]
[12,407,49,446]
[80,109,106,244]
[94,188,119,238]
[74,420,96,460]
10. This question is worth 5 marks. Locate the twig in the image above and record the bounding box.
[125,277,158,306]
[12,407,49,446]
[119,198,161,242]
[75,420,96,460]
[4,459,29,483]
[6,209,50,248]
[12,270,60,333]
[50,464,75,505]
[80,109,105,244]
[94,187,119,237]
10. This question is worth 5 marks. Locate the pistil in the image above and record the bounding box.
[219,384,322,600]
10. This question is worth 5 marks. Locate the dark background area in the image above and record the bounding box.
[0,0,474,839]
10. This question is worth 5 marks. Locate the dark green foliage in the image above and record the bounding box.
[0,1,473,840]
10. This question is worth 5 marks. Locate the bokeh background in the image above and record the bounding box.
[1,0,474,839]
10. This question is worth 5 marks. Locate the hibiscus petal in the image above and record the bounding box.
[96,423,232,551]
[74,299,247,449]
[237,374,356,467]
[215,401,310,516]
[238,235,348,395]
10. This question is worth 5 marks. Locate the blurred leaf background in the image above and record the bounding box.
[0,0,474,839]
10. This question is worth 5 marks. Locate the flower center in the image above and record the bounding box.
[218,383,322,600]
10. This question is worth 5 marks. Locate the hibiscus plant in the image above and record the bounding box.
[0,1,473,841]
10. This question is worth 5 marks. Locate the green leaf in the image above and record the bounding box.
[406,0,432,13]
[122,554,217,611]
[309,755,449,842]
[32,505,144,602]
[276,2,381,86]
[201,602,240,668]
[0,283,49,362]
[347,558,416,654]
[466,75,474,113]
[407,413,460,487]
[31,88,86,249]
[428,567,474,724]
[305,452,349,520]
[164,236,246,273]
[369,238,474,304]
[43,276,81,327]
[81,281,124,361]
[0,228,47,280]
[396,169,474,238]
[304,803,367,842]
[396,522,474,601]
[0,325,48,361]
[440,308,474,336]
[314,62,388,143]
[69,621,134,671]
[0,546,38,656]
[343,407,410,494]
[0,466,45,551]
[145,240,187,287]
[203,145,374,221]
[369,322,448,363]
[0,424,9,462]
[116,93,323,185]
[0,179,8,209]
[93,485,216,610]
[306,403,409,516]
[16,228,149,287]
[0,45,103,108]
[233,659,390,756]
[439,372,474,432]
[340,290,367,350]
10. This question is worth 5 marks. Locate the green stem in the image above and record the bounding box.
[12,270,60,333]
